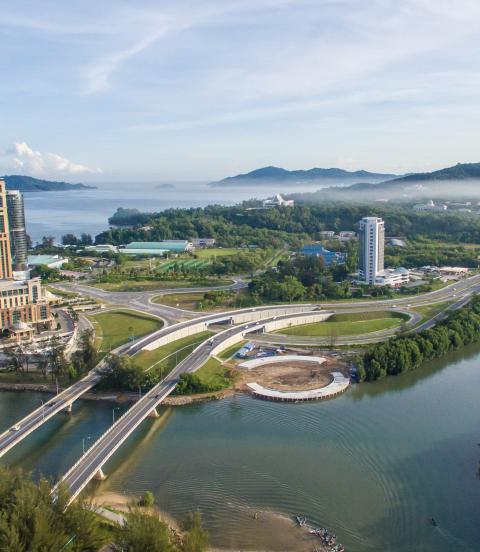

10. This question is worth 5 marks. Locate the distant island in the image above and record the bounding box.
[210,165,398,187]
[1,175,96,192]
[155,183,175,189]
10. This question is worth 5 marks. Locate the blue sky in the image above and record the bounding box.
[1,0,480,182]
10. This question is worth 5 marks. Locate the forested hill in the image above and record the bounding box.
[386,162,480,184]
[299,161,480,200]
[210,166,397,186]
[100,203,480,249]
[1,175,95,191]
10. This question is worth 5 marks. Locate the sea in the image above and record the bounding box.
[22,181,322,244]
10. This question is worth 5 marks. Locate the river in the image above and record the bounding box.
[1,344,479,551]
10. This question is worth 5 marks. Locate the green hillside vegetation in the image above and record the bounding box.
[357,296,480,381]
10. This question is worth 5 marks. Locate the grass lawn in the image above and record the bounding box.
[218,341,247,360]
[195,248,240,259]
[133,331,213,374]
[411,301,453,323]
[152,289,247,311]
[277,311,407,337]
[194,357,232,389]
[88,310,163,352]
[92,278,232,292]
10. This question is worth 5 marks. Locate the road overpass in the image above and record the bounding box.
[0,304,319,459]
[54,309,332,503]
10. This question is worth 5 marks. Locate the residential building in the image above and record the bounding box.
[413,200,447,211]
[0,182,13,280]
[6,190,29,279]
[262,194,294,208]
[358,217,385,285]
[319,231,335,239]
[299,244,346,266]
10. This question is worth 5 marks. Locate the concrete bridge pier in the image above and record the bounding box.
[148,407,160,419]
[94,468,107,481]
[63,403,73,414]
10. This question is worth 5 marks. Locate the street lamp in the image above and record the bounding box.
[38,399,45,421]
[112,406,120,424]
[82,435,92,455]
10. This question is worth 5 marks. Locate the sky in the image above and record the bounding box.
[1,0,480,182]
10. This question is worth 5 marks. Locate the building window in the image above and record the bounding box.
[40,306,47,320]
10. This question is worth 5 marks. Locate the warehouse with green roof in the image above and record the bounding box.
[119,240,193,256]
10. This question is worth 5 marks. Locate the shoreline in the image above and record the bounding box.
[0,380,237,405]
[92,490,331,552]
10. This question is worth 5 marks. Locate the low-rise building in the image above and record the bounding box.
[413,200,447,212]
[319,231,335,239]
[386,237,407,247]
[0,277,54,340]
[374,267,410,287]
[190,238,216,248]
[262,194,294,208]
[120,240,194,255]
[27,254,68,269]
[85,244,119,253]
[299,244,346,266]
[337,231,356,242]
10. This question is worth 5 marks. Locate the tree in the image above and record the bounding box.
[114,508,176,552]
[182,511,209,552]
[0,466,107,551]
[62,233,78,246]
[140,490,155,508]
[80,233,93,245]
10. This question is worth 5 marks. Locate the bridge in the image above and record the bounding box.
[54,309,332,503]
[0,304,319,459]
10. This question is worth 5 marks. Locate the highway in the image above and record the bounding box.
[55,310,328,503]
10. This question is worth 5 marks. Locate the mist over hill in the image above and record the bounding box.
[210,166,398,187]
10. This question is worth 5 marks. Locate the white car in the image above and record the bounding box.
[9,425,20,432]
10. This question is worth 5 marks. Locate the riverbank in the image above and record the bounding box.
[92,490,331,552]
[0,381,235,405]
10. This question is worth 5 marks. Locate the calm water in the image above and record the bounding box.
[1,345,479,551]
[22,181,322,244]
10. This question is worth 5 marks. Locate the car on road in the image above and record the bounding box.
[9,425,20,432]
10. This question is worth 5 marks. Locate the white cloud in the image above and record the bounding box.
[2,143,101,177]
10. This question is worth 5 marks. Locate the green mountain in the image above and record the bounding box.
[210,165,397,186]
[1,175,95,191]
[382,162,480,184]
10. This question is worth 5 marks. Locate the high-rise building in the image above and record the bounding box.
[358,217,385,285]
[0,179,53,341]
[0,182,13,280]
[7,190,29,279]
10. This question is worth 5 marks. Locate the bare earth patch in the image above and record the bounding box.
[235,355,348,392]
